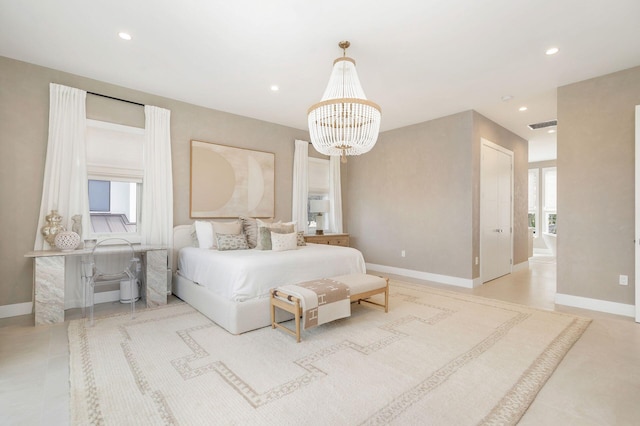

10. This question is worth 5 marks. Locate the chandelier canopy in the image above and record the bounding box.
[307,41,381,162]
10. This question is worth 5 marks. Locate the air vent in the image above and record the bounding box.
[528,119,557,130]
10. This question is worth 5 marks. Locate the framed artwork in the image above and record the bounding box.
[190,140,275,218]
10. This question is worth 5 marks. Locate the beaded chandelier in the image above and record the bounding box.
[307,41,381,163]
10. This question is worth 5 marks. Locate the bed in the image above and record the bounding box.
[171,225,366,334]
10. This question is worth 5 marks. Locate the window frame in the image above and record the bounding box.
[307,157,330,233]
[86,119,144,243]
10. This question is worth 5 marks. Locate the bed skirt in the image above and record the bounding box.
[172,272,292,335]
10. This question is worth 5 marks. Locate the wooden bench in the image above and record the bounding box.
[271,273,389,342]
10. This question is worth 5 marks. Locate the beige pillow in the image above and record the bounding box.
[263,220,295,233]
[212,220,242,235]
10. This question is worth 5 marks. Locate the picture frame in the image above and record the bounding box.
[190,140,275,218]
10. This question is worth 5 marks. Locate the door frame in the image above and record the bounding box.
[480,138,514,283]
[634,105,640,323]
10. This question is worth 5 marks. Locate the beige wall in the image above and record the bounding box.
[0,56,310,307]
[557,65,640,305]
[345,110,528,281]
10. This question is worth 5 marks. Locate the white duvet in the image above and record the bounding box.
[177,243,366,302]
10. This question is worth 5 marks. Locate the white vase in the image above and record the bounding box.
[54,231,81,251]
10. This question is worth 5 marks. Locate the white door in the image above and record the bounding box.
[481,140,513,283]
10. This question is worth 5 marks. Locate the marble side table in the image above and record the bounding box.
[25,245,168,325]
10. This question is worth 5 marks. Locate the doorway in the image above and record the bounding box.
[481,139,514,283]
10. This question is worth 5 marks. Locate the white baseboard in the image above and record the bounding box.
[0,302,33,319]
[555,293,636,318]
[366,263,479,288]
[94,290,121,304]
[513,261,529,272]
[65,290,122,310]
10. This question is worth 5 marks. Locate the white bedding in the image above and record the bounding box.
[177,243,366,302]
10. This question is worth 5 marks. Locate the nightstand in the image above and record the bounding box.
[304,233,350,247]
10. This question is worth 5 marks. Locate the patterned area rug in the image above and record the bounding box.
[69,281,590,425]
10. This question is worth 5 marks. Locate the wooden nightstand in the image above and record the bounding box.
[304,233,350,247]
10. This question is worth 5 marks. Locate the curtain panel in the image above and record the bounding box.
[328,155,343,233]
[140,106,173,254]
[34,83,90,249]
[292,140,309,234]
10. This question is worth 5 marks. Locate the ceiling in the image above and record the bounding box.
[1,0,639,162]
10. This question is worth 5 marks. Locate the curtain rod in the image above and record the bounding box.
[87,91,144,107]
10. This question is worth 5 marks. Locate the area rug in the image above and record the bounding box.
[69,281,590,425]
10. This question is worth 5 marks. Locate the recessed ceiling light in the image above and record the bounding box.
[545,47,559,55]
[270,85,279,92]
[519,106,528,112]
[548,129,556,134]
[501,95,513,102]
[118,32,132,41]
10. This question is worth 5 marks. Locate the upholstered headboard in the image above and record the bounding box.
[172,225,193,273]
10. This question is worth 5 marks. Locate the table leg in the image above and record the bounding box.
[34,256,65,325]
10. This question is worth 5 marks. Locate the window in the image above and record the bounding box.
[86,119,144,240]
[88,179,140,233]
[307,157,330,232]
[528,169,539,236]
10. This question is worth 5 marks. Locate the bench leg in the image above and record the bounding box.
[271,289,303,342]
[271,293,276,329]
[294,298,301,343]
[384,278,389,313]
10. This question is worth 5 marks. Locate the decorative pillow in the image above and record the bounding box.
[189,223,200,247]
[216,233,249,251]
[255,221,272,250]
[256,218,275,228]
[296,231,306,246]
[256,226,273,250]
[278,221,296,233]
[271,232,297,252]
[194,220,215,249]
[239,216,258,249]
[212,220,242,236]
[256,225,292,250]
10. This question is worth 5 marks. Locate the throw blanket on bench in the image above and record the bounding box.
[278,278,351,329]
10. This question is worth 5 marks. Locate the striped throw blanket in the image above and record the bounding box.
[278,278,351,329]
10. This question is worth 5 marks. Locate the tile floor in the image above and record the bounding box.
[1,255,639,425]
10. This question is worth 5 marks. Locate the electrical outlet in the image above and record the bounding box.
[401,250,406,257]
[475,257,479,265]
[619,275,628,286]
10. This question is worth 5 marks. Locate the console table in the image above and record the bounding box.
[25,245,168,325]
[304,233,350,247]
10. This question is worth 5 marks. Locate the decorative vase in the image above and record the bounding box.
[41,210,66,247]
[54,231,81,252]
[71,214,82,238]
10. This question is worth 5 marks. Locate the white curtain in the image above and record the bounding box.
[292,139,309,234]
[328,155,343,233]
[140,106,173,255]
[34,83,90,249]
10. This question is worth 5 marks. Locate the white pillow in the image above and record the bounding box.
[194,221,215,249]
[195,220,242,249]
[271,231,297,252]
